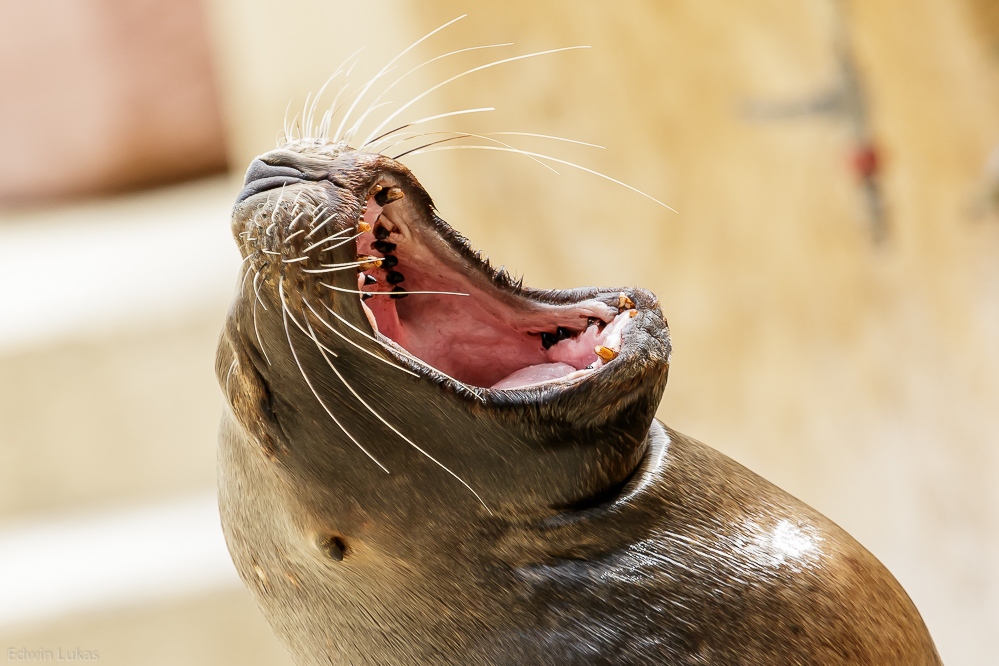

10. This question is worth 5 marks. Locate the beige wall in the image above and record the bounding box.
[0,0,227,203]
[206,2,998,663]
[2,1,994,664]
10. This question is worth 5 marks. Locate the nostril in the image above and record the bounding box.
[235,160,309,205]
[243,159,307,185]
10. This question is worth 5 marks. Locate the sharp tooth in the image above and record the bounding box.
[595,345,618,362]
[361,293,373,301]
[363,274,377,285]
[375,186,404,206]
[617,293,635,311]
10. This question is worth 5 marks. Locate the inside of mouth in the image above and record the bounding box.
[352,193,632,390]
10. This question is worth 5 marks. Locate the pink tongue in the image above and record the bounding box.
[491,362,577,390]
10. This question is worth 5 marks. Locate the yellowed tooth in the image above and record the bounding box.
[617,293,635,311]
[368,184,383,197]
[595,345,618,362]
[358,255,383,270]
[358,221,371,233]
[628,309,638,318]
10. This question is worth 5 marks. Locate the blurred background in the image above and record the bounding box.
[1,0,997,664]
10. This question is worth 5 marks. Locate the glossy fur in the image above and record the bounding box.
[216,141,941,665]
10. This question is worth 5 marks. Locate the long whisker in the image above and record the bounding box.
[302,298,418,378]
[319,109,334,141]
[301,305,489,512]
[373,126,597,155]
[252,271,269,311]
[301,258,379,274]
[365,108,495,152]
[269,184,287,231]
[306,47,365,138]
[282,298,340,359]
[343,100,392,141]
[392,133,558,173]
[333,15,468,143]
[342,102,396,144]
[349,42,511,144]
[404,144,677,212]
[321,283,469,297]
[361,46,590,147]
[322,63,363,141]
[282,98,294,143]
[252,285,272,367]
[302,89,313,130]
[279,281,389,473]
[224,358,238,401]
[303,207,336,239]
[303,230,364,254]
[239,263,253,297]
[484,131,605,149]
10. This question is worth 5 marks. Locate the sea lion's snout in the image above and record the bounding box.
[228,139,670,398]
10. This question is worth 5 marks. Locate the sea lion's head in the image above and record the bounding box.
[216,137,670,564]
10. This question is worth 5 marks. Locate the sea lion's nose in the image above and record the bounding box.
[243,159,307,186]
[234,159,308,205]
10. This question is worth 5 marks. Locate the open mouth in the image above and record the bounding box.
[351,183,637,390]
[237,147,645,392]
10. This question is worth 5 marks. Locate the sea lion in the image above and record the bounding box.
[215,132,941,663]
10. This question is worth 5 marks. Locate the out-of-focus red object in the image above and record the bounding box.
[851,144,880,179]
[0,0,227,205]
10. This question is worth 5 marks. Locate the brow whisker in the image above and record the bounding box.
[364,108,495,152]
[392,133,558,173]
[361,46,590,147]
[404,144,676,212]
[333,15,468,143]
[351,42,512,145]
